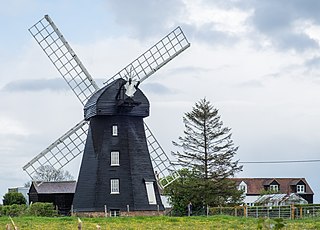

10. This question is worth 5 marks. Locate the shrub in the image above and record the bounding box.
[3,192,27,205]
[28,202,58,217]
[1,204,27,216]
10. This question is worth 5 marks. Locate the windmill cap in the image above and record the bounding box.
[84,78,149,120]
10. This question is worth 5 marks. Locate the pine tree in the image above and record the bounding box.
[173,98,242,179]
[168,98,243,211]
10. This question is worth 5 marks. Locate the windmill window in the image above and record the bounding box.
[145,181,157,205]
[112,125,118,136]
[111,151,120,166]
[297,185,305,193]
[110,179,119,194]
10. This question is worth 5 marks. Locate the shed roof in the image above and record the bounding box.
[32,181,76,194]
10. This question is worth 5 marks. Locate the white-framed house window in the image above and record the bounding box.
[297,184,305,193]
[145,181,157,205]
[110,179,119,194]
[238,181,247,194]
[112,125,118,136]
[111,151,120,166]
[269,185,279,192]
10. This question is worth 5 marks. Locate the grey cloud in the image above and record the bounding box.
[249,0,320,51]
[104,0,320,52]
[2,78,69,92]
[141,82,174,95]
[180,23,239,46]
[104,0,238,45]
[167,66,212,76]
[104,0,185,39]
[305,56,320,69]
[235,80,264,88]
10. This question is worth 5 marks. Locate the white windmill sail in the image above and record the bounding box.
[144,123,180,189]
[24,15,99,179]
[28,15,99,105]
[23,120,88,179]
[105,26,190,85]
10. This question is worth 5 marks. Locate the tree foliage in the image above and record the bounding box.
[164,169,242,216]
[33,165,74,182]
[3,192,27,205]
[167,98,243,213]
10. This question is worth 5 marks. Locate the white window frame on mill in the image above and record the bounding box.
[297,184,305,193]
[112,125,118,136]
[145,181,157,205]
[110,179,119,194]
[110,151,120,166]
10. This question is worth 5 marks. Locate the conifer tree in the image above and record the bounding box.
[166,98,243,213]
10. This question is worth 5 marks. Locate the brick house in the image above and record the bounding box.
[231,178,314,206]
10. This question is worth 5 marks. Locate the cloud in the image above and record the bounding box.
[1,78,69,92]
[167,66,212,76]
[0,117,29,136]
[104,0,185,39]
[180,22,239,46]
[249,0,320,51]
[141,82,174,95]
[305,56,320,69]
[235,80,264,88]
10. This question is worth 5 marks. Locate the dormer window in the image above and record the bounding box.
[270,184,279,192]
[238,181,247,194]
[297,184,305,193]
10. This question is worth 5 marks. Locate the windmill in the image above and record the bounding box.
[23,15,190,214]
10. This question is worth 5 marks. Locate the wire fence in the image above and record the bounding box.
[207,204,320,219]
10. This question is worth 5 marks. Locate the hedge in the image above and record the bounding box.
[0,203,57,217]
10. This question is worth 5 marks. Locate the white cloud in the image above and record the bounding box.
[0,117,29,136]
[183,0,253,35]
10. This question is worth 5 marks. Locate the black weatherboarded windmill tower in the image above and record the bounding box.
[23,15,190,215]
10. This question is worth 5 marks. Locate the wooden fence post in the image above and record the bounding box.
[78,218,82,230]
[104,205,107,217]
[291,204,295,220]
[9,216,18,230]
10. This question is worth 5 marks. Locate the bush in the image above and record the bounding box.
[0,204,27,216]
[28,203,58,217]
[3,192,27,205]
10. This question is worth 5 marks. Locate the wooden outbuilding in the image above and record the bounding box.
[28,181,76,215]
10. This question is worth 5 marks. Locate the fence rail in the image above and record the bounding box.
[208,204,320,219]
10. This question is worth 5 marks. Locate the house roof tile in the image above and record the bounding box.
[231,178,313,195]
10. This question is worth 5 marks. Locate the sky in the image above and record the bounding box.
[1,0,320,203]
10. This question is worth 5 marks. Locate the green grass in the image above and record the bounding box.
[1,215,320,229]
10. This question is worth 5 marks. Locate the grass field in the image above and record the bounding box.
[1,215,320,229]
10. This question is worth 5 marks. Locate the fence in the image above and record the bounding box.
[208,204,320,219]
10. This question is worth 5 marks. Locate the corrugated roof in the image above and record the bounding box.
[33,181,76,194]
[254,193,308,205]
